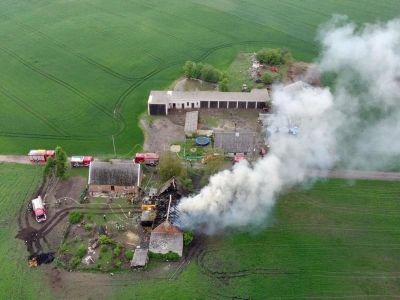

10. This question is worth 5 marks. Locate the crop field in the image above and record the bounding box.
[0,0,399,155]
[0,163,51,299]
[115,179,400,299]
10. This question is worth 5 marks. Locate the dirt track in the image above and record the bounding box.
[0,155,30,164]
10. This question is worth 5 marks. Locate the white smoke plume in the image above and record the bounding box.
[177,17,400,234]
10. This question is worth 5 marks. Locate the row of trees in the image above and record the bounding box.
[44,146,68,178]
[183,61,229,91]
[256,48,292,65]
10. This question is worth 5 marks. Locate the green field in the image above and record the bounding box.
[0,163,51,299]
[115,179,400,299]
[1,0,399,155]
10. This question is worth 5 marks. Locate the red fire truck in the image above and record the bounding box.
[31,196,47,223]
[134,153,159,166]
[28,150,55,163]
[70,156,93,167]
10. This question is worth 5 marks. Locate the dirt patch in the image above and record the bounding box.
[0,155,30,164]
[141,116,185,152]
[286,62,320,85]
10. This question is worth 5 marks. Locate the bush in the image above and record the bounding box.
[100,245,108,253]
[125,250,133,261]
[149,251,180,261]
[262,71,281,84]
[59,243,69,253]
[219,78,229,92]
[183,231,194,246]
[80,186,88,204]
[179,175,193,192]
[69,211,82,224]
[182,61,222,83]
[113,246,122,257]
[84,224,93,231]
[98,235,114,245]
[256,48,284,65]
[70,256,81,269]
[76,244,87,259]
[114,260,122,268]
[157,152,185,182]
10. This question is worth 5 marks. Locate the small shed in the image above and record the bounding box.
[130,248,149,268]
[214,131,256,155]
[88,161,142,196]
[184,111,199,137]
[149,221,183,257]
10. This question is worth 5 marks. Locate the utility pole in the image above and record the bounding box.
[112,135,116,158]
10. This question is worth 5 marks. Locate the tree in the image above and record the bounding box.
[44,157,56,177]
[157,152,185,182]
[219,78,229,92]
[55,146,68,178]
[262,71,281,84]
[183,61,196,78]
[200,64,221,83]
[256,48,284,65]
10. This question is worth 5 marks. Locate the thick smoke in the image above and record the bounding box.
[177,17,400,234]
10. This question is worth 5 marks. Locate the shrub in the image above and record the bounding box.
[84,224,93,231]
[76,244,87,259]
[262,71,281,84]
[114,260,122,268]
[149,251,180,261]
[256,48,284,65]
[182,61,222,83]
[69,211,82,224]
[70,256,81,269]
[179,175,193,192]
[219,78,229,92]
[80,186,88,204]
[183,231,194,246]
[125,250,133,261]
[113,246,121,257]
[98,234,114,245]
[157,152,185,182]
[100,245,108,253]
[59,243,69,253]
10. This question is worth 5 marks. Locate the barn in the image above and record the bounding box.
[149,221,183,257]
[88,161,142,197]
[147,89,269,115]
[214,131,257,155]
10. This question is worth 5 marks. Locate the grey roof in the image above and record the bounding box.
[88,161,141,186]
[184,111,198,134]
[148,89,269,105]
[214,131,256,153]
[149,221,183,257]
[130,248,149,267]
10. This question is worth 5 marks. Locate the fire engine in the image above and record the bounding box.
[233,153,246,163]
[134,153,159,166]
[70,156,93,167]
[31,196,47,223]
[28,150,55,163]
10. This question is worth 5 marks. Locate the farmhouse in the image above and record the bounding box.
[88,161,142,196]
[149,220,183,257]
[147,89,269,115]
[214,131,257,155]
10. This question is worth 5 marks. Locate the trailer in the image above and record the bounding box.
[70,156,93,167]
[28,150,55,163]
[134,153,159,166]
[32,196,47,223]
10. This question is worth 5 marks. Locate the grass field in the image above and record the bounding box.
[1,0,399,155]
[0,163,51,299]
[115,179,400,299]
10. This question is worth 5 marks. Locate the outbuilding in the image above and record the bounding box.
[88,161,142,197]
[214,131,256,155]
[147,89,269,115]
[149,221,183,257]
[130,248,149,268]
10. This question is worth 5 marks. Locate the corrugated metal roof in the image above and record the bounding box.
[130,248,149,267]
[148,89,269,105]
[88,161,140,186]
[214,131,256,153]
[184,111,198,134]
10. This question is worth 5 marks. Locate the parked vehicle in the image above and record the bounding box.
[134,153,159,166]
[233,153,246,163]
[70,156,93,167]
[31,196,47,223]
[28,150,55,163]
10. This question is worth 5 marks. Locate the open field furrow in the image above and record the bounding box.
[0,85,69,136]
[0,47,115,120]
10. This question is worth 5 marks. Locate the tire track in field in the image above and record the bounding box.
[0,85,69,136]
[0,47,116,120]
[2,15,164,82]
